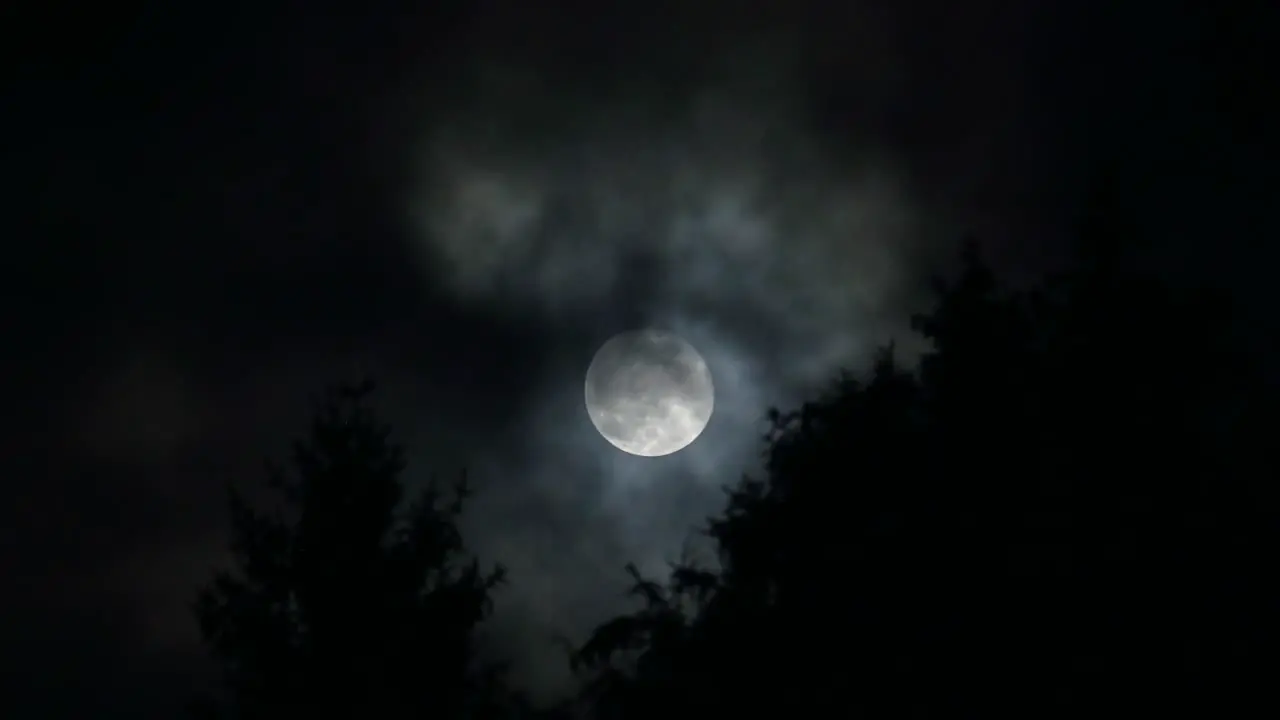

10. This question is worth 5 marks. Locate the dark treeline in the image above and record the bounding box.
[191,220,1275,717]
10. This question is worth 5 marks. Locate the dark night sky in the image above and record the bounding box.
[6,1,1275,716]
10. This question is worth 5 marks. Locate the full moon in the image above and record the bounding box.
[584,329,715,457]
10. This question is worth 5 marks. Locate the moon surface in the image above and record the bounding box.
[584,329,715,457]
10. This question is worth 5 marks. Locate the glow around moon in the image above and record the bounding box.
[584,329,715,457]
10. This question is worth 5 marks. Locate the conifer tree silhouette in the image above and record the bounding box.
[574,229,1275,716]
[193,380,509,719]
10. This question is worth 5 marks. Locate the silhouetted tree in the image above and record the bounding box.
[575,227,1275,716]
[193,380,510,719]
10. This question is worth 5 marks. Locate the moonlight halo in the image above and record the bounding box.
[584,330,715,457]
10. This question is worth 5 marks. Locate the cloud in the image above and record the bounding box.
[406,60,925,368]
